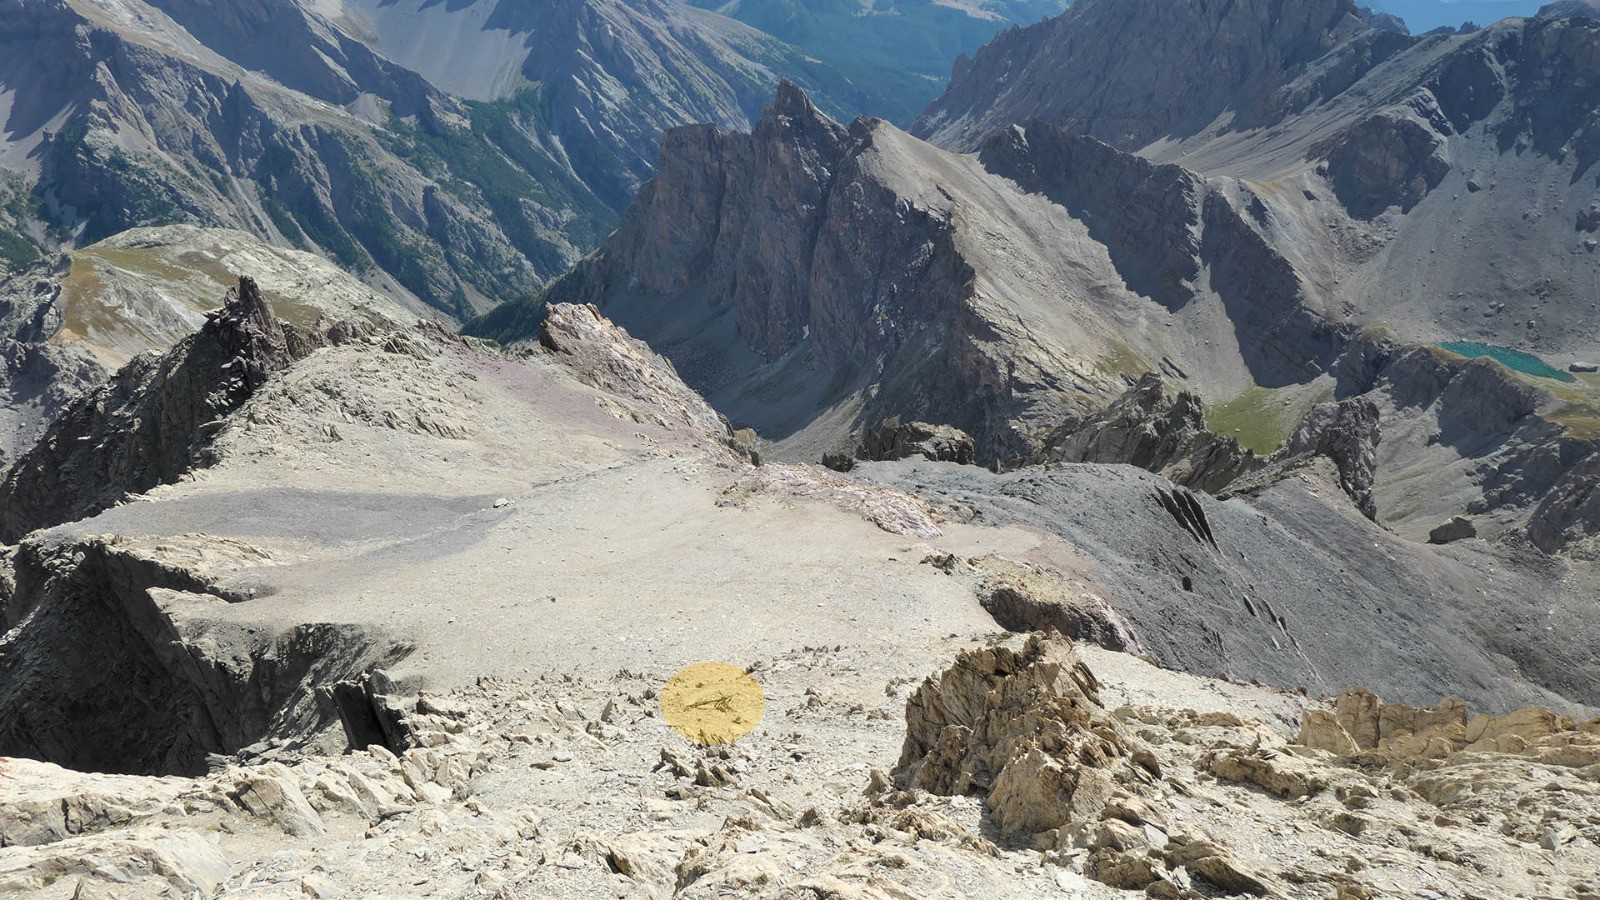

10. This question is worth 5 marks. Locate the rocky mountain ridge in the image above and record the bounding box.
[474,82,1600,558]
[0,225,413,464]
[0,272,1594,897]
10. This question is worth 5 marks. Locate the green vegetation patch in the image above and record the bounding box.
[1542,372,1600,440]
[1205,384,1330,456]
[1437,342,1576,383]
[0,226,39,270]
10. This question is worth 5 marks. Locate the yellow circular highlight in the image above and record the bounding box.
[661,662,766,745]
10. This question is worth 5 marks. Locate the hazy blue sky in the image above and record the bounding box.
[1367,0,1549,30]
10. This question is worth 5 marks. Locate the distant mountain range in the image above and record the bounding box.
[0,0,1067,323]
[474,0,1600,567]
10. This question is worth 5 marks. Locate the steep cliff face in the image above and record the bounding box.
[0,533,407,774]
[476,92,1379,462]
[496,84,1062,459]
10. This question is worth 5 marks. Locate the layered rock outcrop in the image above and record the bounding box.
[1296,686,1600,767]
[895,635,1160,837]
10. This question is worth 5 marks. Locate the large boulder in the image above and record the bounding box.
[1429,516,1478,544]
[894,634,1159,837]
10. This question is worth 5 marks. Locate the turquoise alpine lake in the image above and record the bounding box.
[1437,342,1576,383]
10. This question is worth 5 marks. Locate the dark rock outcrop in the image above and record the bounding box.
[1320,113,1451,218]
[853,418,977,467]
[1277,397,1382,520]
[1037,374,1261,492]
[0,533,410,775]
[0,277,295,542]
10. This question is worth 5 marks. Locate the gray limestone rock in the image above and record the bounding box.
[1429,516,1479,544]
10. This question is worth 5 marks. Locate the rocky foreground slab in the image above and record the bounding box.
[2,637,1596,899]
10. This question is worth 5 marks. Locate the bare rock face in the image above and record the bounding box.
[1429,515,1478,544]
[1222,395,1383,519]
[1527,454,1600,554]
[916,0,1386,151]
[1277,397,1382,519]
[1038,374,1261,492]
[895,634,1159,836]
[1319,113,1451,218]
[853,418,976,467]
[0,533,409,775]
[0,256,110,463]
[1540,0,1600,20]
[508,83,1077,461]
[0,277,302,542]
